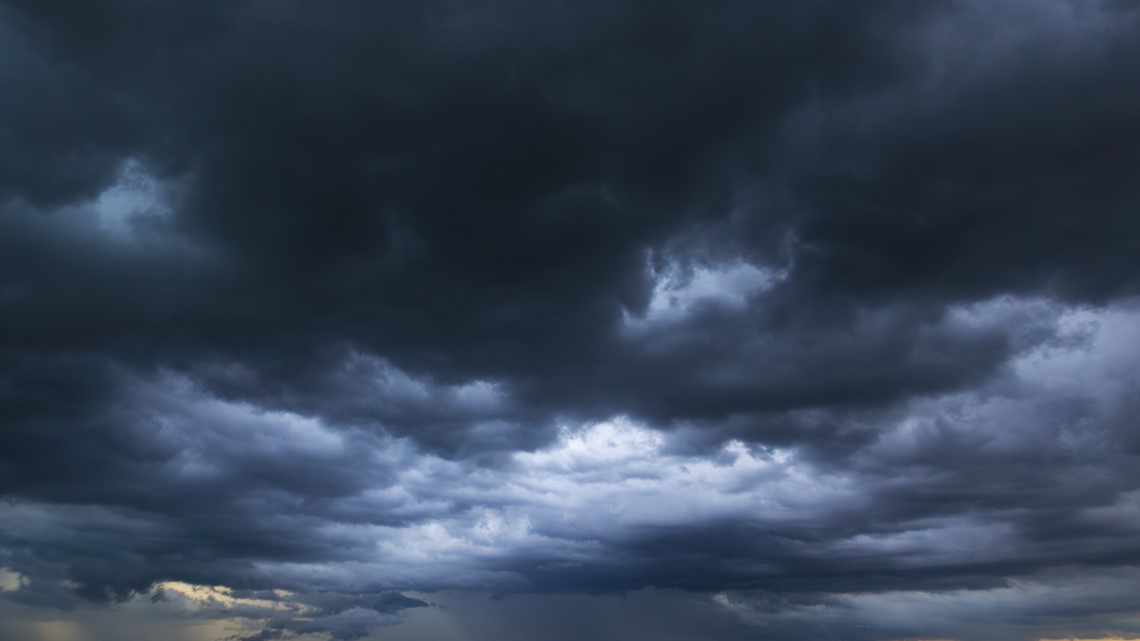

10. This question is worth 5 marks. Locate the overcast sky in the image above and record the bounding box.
[2,1,1140,640]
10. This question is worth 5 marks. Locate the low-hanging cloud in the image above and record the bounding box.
[1,0,1139,640]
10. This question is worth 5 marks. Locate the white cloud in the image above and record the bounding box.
[0,567,29,592]
[623,258,784,331]
[90,159,174,239]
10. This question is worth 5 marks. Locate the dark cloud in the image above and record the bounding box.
[1,1,1139,640]
[0,0,947,438]
[209,590,429,641]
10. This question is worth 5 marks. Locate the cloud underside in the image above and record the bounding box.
[1,0,1139,639]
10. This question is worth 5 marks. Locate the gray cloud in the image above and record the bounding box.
[1,1,1139,640]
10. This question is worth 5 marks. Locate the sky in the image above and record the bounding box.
[1,0,1139,640]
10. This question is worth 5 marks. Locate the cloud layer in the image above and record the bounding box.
[1,0,1139,639]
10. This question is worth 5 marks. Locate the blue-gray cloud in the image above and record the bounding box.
[1,1,1139,640]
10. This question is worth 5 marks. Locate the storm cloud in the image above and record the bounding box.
[2,0,1140,639]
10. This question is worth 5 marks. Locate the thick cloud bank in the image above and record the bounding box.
[2,1,1139,640]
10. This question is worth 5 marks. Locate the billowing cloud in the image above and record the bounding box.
[1,0,1139,639]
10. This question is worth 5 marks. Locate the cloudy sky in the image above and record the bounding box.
[2,0,1140,639]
